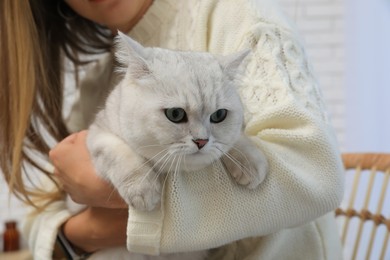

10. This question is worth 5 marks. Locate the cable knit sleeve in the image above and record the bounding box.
[126,11,345,256]
[239,22,345,221]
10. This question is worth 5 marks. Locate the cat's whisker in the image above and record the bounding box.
[129,147,171,176]
[216,141,234,149]
[114,149,172,191]
[160,156,176,197]
[167,154,179,174]
[217,147,255,180]
[182,151,190,172]
[171,152,183,179]
[103,186,122,205]
[216,143,254,176]
[159,154,176,190]
[151,151,171,173]
[227,152,254,178]
[138,150,172,186]
[143,148,171,165]
[156,151,179,174]
[228,146,253,171]
[171,153,182,187]
[145,151,177,188]
[174,152,184,179]
[137,144,167,150]
[149,152,176,187]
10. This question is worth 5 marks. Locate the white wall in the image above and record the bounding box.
[345,0,390,153]
[342,1,390,259]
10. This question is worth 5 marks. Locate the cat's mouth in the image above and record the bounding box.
[182,152,218,171]
[189,148,210,157]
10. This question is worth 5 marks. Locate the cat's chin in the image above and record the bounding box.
[181,153,219,172]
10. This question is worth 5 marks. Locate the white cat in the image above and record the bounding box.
[70,32,268,259]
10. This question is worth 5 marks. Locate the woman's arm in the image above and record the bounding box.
[62,207,128,253]
[49,130,129,253]
[49,130,127,209]
[23,199,127,259]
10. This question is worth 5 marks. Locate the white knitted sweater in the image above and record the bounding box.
[24,0,345,259]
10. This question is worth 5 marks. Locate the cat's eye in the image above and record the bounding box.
[210,109,228,123]
[164,108,188,123]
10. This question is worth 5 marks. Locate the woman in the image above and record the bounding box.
[0,0,345,259]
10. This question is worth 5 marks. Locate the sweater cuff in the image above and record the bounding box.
[29,208,72,260]
[126,206,164,255]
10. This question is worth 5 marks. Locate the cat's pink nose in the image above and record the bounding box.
[192,139,208,149]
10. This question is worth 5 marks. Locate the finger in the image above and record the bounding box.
[78,130,88,138]
[61,132,78,144]
[53,166,73,184]
[51,134,77,154]
[52,169,66,191]
[48,148,57,163]
[49,134,76,162]
[53,170,65,185]
[53,168,60,177]
[73,130,88,145]
[49,131,86,165]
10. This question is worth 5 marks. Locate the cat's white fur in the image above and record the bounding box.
[67,32,268,259]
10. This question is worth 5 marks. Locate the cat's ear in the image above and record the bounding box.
[114,31,151,79]
[218,49,251,79]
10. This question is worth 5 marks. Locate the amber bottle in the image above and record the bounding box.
[3,220,20,252]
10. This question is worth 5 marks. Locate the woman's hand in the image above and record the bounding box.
[49,130,127,208]
[62,207,128,253]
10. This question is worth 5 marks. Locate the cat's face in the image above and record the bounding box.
[115,33,248,171]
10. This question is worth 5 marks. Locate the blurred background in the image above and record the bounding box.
[1,0,389,256]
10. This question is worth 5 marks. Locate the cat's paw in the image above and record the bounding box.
[119,172,162,211]
[222,150,267,190]
[128,186,161,211]
[128,182,161,211]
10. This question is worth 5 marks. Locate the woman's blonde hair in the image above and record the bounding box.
[0,0,112,209]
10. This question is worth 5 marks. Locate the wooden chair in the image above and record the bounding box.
[336,153,390,260]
